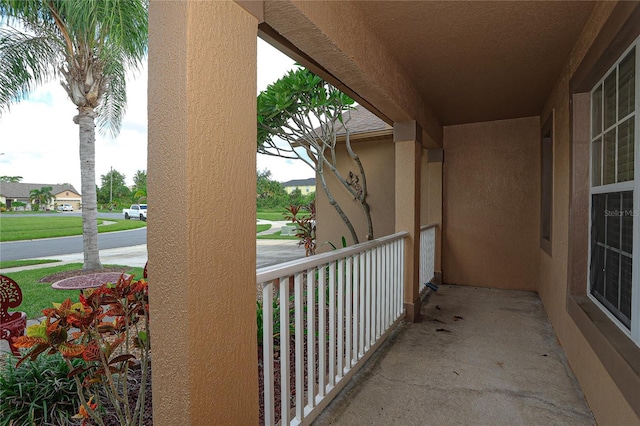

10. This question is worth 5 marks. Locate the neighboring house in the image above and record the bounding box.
[281,177,315,195]
[147,2,640,424]
[0,182,81,211]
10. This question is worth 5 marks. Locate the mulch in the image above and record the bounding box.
[39,267,130,284]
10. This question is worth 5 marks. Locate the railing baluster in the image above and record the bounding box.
[345,255,353,371]
[384,243,390,329]
[352,253,359,362]
[280,277,290,425]
[295,272,304,421]
[318,265,326,397]
[328,261,336,387]
[306,268,316,410]
[359,252,365,357]
[365,248,372,351]
[376,246,382,339]
[263,281,275,426]
[337,257,344,378]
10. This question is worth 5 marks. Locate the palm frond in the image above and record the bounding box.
[0,27,60,113]
[95,57,127,138]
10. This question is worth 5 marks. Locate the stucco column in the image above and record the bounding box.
[148,1,260,424]
[427,149,444,284]
[394,121,422,322]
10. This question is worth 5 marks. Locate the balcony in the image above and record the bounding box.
[256,226,594,425]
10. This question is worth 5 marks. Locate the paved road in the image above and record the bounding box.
[0,214,306,267]
[0,227,147,261]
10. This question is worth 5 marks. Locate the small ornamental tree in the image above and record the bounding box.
[257,67,373,244]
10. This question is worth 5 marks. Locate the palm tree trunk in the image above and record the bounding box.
[77,107,102,271]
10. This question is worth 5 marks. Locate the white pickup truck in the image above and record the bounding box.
[123,204,147,221]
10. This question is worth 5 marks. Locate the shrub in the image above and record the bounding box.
[284,202,316,256]
[0,353,85,426]
[14,275,150,426]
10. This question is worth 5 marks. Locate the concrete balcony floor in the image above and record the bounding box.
[314,285,595,426]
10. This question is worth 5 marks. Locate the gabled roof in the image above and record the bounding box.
[282,178,316,187]
[0,182,81,199]
[336,105,391,137]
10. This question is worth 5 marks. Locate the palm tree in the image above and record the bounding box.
[0,0,147,270]
[29,185,53,210]
[29,186,49,210]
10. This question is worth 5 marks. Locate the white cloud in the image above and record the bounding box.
[0,38,311,192]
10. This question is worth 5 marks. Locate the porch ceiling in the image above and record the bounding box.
[354,1,595,125]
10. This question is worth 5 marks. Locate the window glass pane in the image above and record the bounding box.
[605,250,620,308]
[604,71,617,129]
[590,194,606,298]
[618,48,636,118]
[603,129,616,185]
[606,193,621,248]
[622,191,634,254]
[592,137,602,187]
[592,84,603,137]
[590,244,605,298]
[621,255,632,322]
[617,117,635,182]
[592,194,607,244]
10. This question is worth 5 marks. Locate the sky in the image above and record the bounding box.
[0,38,313,191]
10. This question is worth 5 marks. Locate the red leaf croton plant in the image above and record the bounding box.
[13,274,151,426]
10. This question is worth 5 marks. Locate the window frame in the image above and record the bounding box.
[587,37,640,344]
[540,113,554,255]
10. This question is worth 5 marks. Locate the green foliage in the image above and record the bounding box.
[284,202,316,256]
[0,352,85,426]
[257,169,289,210]
[257,67,354,150]
[132,170,147,202]
[256,296,295,346]
[97,168,131,206]
[0,175,22,182]
[29,186,54,211]
[14,276,151,426]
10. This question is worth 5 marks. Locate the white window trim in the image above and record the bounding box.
[587,36,640,345]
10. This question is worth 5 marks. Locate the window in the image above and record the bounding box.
[589,39,639,342]
[541,115,553,255]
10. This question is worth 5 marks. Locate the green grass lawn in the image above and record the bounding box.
[257,210,288,221]
[256,231,298,240]
[257,210,311,221]
[4,263,145,319]
[0,210,60,215]
[0,217,146,242]
[256,224,272,233]
[0,259,60,269]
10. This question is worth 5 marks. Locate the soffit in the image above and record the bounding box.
[351,1,596,125]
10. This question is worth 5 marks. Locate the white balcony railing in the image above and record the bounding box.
[419,224,437,294]
[257,232,407,425]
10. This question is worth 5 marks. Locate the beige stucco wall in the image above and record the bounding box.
[316,135,396,250]
[148,1,259,424]
[421,154,443,273]
[443,117,541,291]
[536,2,638,423]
